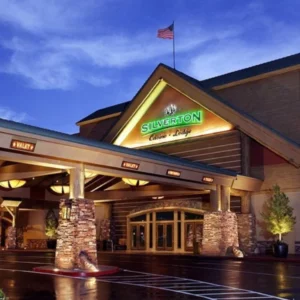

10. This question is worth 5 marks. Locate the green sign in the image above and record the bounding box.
[141,110,203,135]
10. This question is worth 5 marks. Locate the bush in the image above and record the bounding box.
[45,209,58,239]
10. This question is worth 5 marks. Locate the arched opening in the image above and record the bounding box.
[127,204,205,253]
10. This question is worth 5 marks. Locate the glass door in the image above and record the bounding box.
[156,223,173,251]
[185,222,203,251]
[130,224,146,250]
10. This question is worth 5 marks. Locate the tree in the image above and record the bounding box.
[261,185,296,241]
[0,288,6,300]
[45,209,58,239]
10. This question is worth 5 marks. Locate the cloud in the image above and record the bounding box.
[0,0,94,34]
[186,6,300,80]
[1,0,300,91]
[0,107,30,122]
[0,26,239,90]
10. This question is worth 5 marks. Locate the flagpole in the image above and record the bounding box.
[173,21,176,69]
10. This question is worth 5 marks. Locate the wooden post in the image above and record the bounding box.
[174,210,178,252]
[241,133,250,176]
[146,213,150,251]
[241,192,251,214]
[69,163,85,199]
[221,186,231,212]
[152,212,157,251]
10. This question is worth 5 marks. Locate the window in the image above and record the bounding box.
[130,214,146,222]
[156,211,174,221]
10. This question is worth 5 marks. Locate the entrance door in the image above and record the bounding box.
[185,222,203,251]
[156,223,173,251]
[130,224,146,250]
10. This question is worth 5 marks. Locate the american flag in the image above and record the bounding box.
[157,23,174,39]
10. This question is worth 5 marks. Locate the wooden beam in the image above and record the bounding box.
[86,187,205,201]
[0,150,76,169]
[0,164,62,181]
[84,165,217,191]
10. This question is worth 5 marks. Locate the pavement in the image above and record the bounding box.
[0,250,300,299]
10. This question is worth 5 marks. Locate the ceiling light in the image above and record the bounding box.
[50,185,70,194]
[152,196,164,200]
[122,178,149,186]
[67,170,96,179]
[0,180,26,189]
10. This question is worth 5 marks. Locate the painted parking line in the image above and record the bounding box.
[97,270,287,300]
[0,266,288,300]
[97,258,300,280]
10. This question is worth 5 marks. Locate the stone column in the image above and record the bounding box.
[239,192,256,254]
[55,198,97,269]
[55,163,98,270]
[221,186,231,212]
[237,214,256,254]
[202,211,239,256]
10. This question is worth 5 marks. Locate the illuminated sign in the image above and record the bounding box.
[202,176,214,183]
[167,169,181,177]
[141,110,203,135]
[121,161,140,170]
[10,139,36,152]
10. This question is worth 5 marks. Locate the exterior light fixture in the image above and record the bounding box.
[0,180,26,189]
[152,196,164,200]
[62,200,72,220]
[66,170,96,179]
[202,176,214,183]
[166,169,181,177]
[122,178,149,186]
[50,185,70,194]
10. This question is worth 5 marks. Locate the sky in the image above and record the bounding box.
[0,0,300,134]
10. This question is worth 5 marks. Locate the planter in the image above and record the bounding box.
[47,239,57,250]
[273,241,288,258]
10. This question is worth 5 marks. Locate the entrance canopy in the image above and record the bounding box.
[0,118,261,203]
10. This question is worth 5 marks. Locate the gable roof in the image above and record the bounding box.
[78,52,300,127]
[103,64,300,167]
[77,101,131,125]
[201,52,300,89]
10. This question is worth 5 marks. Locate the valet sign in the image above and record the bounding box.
[141,104,203,141]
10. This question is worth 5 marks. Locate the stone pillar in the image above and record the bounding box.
[55,198,97,269]
[237,214,256,254]
[5,226,16,249]
[241,192,251,214]
[221,186,231,212]
[202,211,239,256]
